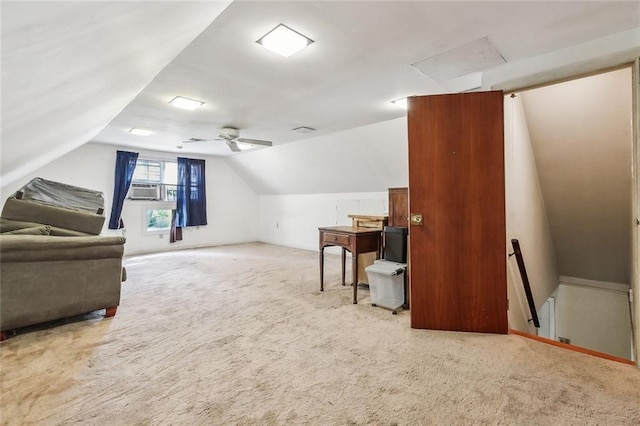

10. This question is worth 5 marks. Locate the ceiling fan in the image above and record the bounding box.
[183,127,272,152]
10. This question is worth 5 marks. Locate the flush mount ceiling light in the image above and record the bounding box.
[256,24,313,57]
[169,96,204,110]
[129,128,153,136]
[391,98,408,110]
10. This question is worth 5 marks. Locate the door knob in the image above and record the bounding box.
[410,213,423,225]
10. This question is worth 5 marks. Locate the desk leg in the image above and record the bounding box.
[352,253,358,304]
[341,248,346,285]
[319,247,324,292]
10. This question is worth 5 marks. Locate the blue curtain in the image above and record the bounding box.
[176,157,207,227]
[108,150,139,229]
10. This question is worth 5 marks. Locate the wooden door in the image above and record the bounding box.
[408,91,507,333]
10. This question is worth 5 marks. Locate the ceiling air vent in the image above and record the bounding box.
[292,126,317,133]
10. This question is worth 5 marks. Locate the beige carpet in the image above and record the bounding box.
[1,242,639,425]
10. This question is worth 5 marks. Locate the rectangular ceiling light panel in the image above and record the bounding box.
[129,128,153,136]
[257,24,313,57]
[169,96,204,110]
[412,37,505,83]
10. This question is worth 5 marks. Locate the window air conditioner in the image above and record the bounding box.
[129,183,161,200]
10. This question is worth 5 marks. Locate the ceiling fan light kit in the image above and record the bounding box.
[219,127,239,139]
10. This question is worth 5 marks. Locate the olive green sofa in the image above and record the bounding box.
[0,178,126,340]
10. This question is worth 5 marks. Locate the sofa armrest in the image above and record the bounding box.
[0,235,125,262]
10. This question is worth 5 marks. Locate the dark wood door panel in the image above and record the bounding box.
[408,91,507,333]
[388,187,408,227]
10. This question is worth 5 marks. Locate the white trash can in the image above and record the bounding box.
[365,260,407,314]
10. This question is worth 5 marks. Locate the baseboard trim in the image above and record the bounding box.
[509,329,636,366]
[558,275,629,293]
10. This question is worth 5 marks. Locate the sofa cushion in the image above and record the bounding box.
[0,217,92,237]
[0,218,39,233]
[48,227,92,237]
[3,225,51,235]
[2,198,105,235]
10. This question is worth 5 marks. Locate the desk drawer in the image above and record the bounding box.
[323,232,350,246]
[354,220,383,229]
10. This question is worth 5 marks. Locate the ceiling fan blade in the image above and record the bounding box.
[226,140,241,152]
[236,138,272,147]
[183,137,220,143]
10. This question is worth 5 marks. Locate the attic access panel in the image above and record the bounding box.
[412,37,506,83]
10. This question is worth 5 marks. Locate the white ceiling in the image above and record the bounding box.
[1,1,232,188]
[91,1,639,156]
[2,1,639,188]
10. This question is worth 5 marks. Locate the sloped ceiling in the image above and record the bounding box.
[521,68,632,284]
[228,117,408,195]
[90,1,640,158]
[1,1,231,188]
[2,1,639,197]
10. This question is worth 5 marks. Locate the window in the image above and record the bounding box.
[130,159,178,201]
[130,159,178,233]
[133,159,161,182]
[146,209,172,232]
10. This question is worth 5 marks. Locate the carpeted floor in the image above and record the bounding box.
[1,242,639,425]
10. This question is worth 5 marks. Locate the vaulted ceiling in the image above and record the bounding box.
[2,1,639,189]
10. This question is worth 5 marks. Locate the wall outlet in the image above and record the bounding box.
[558,337,570,344]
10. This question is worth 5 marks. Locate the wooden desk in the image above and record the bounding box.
[318,226,382,304]
[347,214,388,283]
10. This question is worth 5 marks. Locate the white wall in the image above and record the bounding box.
[520,68,632,284]
[555,280,632,360]
[226,117,408,195]
[537,296,556,340]
[505,94,559,333]
[2,143,113,203]
[259,192,388,253]
[246,117,409,252]
[120,149,259,256]
[0,143,260,256]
